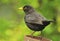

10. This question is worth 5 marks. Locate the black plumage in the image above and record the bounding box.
[23,5,53,35]
[25,21,51,31]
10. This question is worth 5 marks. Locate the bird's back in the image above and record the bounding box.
[24,11,47,25]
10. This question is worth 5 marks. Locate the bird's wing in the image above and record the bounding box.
[25,14,44,25]
[37,13,47,21]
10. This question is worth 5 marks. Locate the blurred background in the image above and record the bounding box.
[0,0,60,41]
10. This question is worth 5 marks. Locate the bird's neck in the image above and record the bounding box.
[25,9,35,14]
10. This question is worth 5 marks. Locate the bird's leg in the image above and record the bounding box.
[40,31,43,36]
[41,31,45,37]
[31,31,35,36]
[39,31,43,40]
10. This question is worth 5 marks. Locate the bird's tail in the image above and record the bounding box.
[49,18,56,23]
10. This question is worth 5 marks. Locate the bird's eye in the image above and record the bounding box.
[24,7,28,10]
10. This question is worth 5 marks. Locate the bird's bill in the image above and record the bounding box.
[18,7,23,10]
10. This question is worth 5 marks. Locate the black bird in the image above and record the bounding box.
[22,5,53,35]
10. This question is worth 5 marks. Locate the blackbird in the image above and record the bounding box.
[19,5,53,35]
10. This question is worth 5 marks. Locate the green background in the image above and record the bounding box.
[0,0,60,41]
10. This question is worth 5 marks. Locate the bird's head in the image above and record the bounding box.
[19,5,34,14]
[23,5,34,13]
